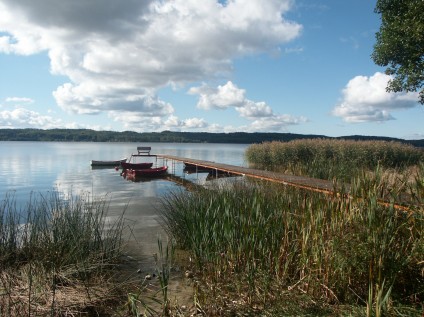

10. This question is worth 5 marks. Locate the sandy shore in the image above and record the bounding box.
[109,196,195,309]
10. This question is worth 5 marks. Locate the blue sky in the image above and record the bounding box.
[0,0,423,139]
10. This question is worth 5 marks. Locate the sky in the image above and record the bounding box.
[0,0,423,140]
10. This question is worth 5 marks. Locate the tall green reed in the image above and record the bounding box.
[245,139,424,182]
[0,190,126,315]
[160,179,423,314]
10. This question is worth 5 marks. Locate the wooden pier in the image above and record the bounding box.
[157,155,341,195]
[156,154,420,212]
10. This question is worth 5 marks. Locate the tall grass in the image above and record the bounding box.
[0,190,126,316]
[160,179,423,315]
[245,139,424,181]
[157,139,424,314]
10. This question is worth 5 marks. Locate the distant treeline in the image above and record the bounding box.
[0,128,423,147]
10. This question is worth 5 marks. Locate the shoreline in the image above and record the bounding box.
[110,196,195,310]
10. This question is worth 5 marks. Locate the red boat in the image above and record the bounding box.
[120,162,153,170]
[124,166,168,178]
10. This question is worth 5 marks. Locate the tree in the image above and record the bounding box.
[372,0,424,104]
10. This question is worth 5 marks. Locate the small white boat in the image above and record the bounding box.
[90,158,127,166]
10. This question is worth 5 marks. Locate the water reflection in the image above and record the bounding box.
[0,141,248,277]
[0,141,248,208]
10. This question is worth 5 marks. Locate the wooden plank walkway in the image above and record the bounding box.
[157,155,342,195]
[157,154,420,212]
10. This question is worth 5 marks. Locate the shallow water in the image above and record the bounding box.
[0,141,248,308]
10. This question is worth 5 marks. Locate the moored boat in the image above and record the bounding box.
[124,166,168,178]
[91,158,127,166]
[120,162,153,170]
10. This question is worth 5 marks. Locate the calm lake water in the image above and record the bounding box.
[0,141,249,290]
[0,141,249,209]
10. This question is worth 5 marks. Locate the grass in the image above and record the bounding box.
[0,190,127,316]
[159,139,424,316]
[245,139,424,182]
[160,180,423,316]
[3,139,422,316]
[0,190,195,316]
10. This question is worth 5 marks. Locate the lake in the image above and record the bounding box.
[0,141,249,273]
[0,141,248,207]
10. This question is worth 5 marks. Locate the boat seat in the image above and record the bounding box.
[137,146,151,155]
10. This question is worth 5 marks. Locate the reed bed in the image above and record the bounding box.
[245,139,424,181]
[160,178,423,316]
[0,190,127,316]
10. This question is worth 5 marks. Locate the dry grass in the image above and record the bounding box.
[245,139,424,182]
[0,191,129,316]
[160,139,424,316]
[0,267,122,316]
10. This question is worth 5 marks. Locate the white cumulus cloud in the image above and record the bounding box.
[108,111,208,132]
[162,115,208,130]
[189,81,245,110]
[0,108,62,128]
[0,0,302,130]
[5,97,34,104]
[54,82,174,115]
[236,100,273,118]
[0,107,106,130]
[247,115,308,132]
[333,72,419,123]
[189,81,273,117]
[189,81,308,132]
[182,117,208,129]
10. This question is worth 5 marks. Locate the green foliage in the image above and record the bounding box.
[372,0,424,104]
[0,191,126,315]
[0,191,124,268]
[1,128,424,147]
[160,180,424,315]
[245,139,424,181]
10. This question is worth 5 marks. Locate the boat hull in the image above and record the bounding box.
[91,158,127,166]
[125,166,168,178]
[121,162,153,170]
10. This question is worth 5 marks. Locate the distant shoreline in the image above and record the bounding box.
[1,128,423,147]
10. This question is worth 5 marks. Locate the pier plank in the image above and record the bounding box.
[158,155,340,194]
[157,154,420,212]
